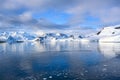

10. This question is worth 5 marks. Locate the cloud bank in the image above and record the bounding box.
[0,0,119,30]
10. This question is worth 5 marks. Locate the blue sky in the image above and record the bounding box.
[32,10,71,24]
[0,0,119,30]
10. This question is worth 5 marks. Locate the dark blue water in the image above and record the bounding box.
[0,41,120,80]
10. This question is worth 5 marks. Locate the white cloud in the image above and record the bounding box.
[99,7,120,23]
[0,0,119,30]
[19,12,33,22]
[65,0,120,25]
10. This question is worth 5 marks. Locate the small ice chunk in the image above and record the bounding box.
[103,64,107,67]
[43,78,47,80]
[102,68,107,71]
[49,76,52,78]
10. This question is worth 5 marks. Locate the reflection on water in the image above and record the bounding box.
[0,41,120,80]
[99,43,120,59]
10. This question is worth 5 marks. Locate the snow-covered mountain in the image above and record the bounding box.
[97,25,120,37]
[80,24,120,43]
[0,25,120,43]
[39,33,68,42]
[39,33,83,42]
[0,32,39,43]
[0,31,83,43]
[97,25,120,42]
[76,24,120,43]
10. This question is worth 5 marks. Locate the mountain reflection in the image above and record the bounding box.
[0,42,120,80]
[99,42,120,59]
[1,41,120,57]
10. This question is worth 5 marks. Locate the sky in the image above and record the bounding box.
[0,0,120,31]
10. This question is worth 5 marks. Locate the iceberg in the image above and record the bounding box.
[7,35,25,43]
[0,36,7,43]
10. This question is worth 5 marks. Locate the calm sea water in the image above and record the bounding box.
[0,41,120,80]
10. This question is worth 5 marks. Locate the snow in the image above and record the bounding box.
[23,32,38,41]
[8,35,25,43]
[99,35,120,43]
[98,25,120,42]
[80,38,90,43]
[0,24,120,43]
[81,25,120,43]
[0,32,69,43]
[0,31,39,43]
[98,27,120,37]
[39,33,71,42]
[0,36,7,42]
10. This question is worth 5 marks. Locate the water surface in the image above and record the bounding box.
[0,41,120,80]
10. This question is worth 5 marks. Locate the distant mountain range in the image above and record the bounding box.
[0,25,120,43]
